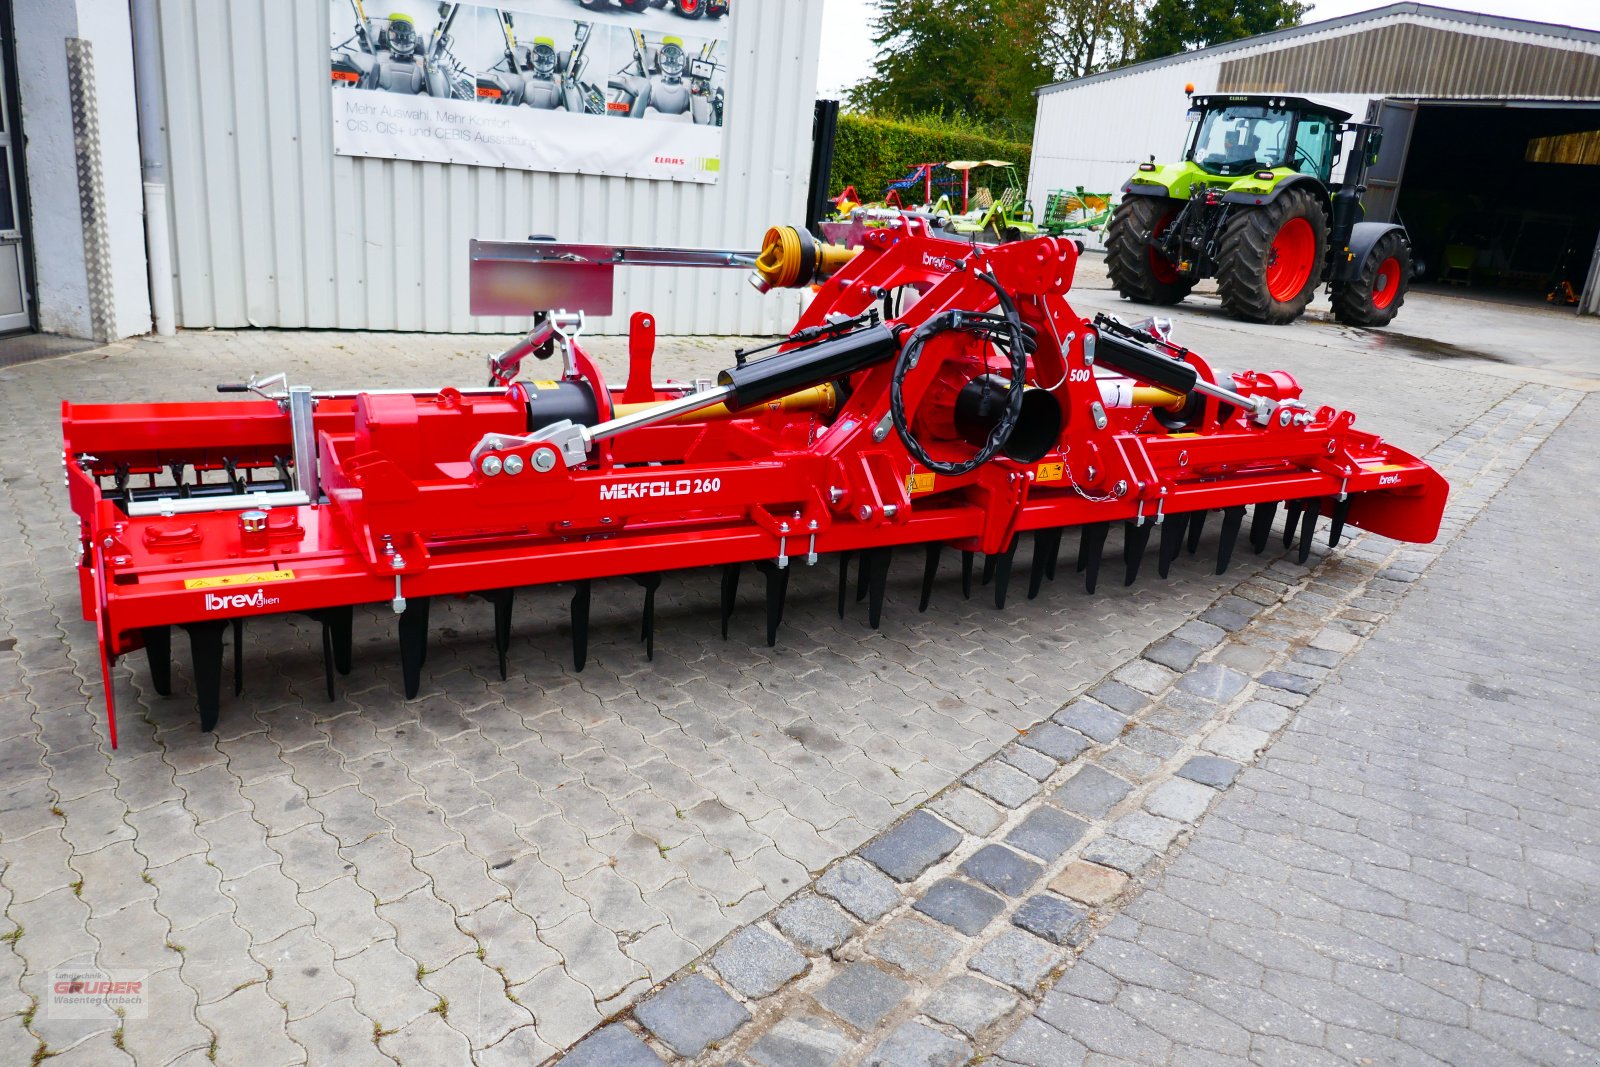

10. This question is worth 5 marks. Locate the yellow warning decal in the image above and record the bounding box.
[1166,431,1201,438]
[1035,462,1064,483]
[1363,462,1409,473]
[531,380,560,390]
[907,472,937,494]
[184,570,295,590]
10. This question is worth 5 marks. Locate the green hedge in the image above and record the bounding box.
[831,113,1032,204]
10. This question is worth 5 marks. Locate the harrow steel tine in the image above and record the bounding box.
[1186,510,1208,555]
[1216,506,1247,575]
[856,551,871,603]
[570,581,591,672]
[961,551,975,599]
[981,552,998,587]
[1296,500,1318,564]
[1123,521,1153,586]
[1328,496,1353,548]
[755,560,789,647]
[919,543,942,613]
[398,597,432,699]
[321,621,337,701]
[1029,528,1063,600]
[866,547,892,629]
[1282,500,1304,548]
[632,573,661,661]
[1080,522,1110,594]
[482,589,515,680]
[309,606,355,701]
[722,563,743,638]
[327,606,354,676]
[144,626,172,696]
[1158,515,1188,579]
[181,620,227,732]
[1250,501,1279,554]
[231,618,244,697]
[837,552,852,618]
[993,536,1019,609]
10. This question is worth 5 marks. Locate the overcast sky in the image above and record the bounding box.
[816,0,1600,97]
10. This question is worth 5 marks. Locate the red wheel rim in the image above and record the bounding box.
[1148,212,1180,284]
[1372,256,1400,309]
[1266,217,1315,302]
[680,0,700,11]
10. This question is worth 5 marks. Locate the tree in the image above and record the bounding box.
[1049,0,1144,82]
[846,0,1059,140]
[845,0,1146,138]
[1138,0,1307,61]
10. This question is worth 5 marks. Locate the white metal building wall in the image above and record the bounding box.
[1026,8,1600,216]
[151,0,823,335]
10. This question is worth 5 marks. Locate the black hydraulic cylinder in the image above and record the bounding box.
[1092,329,1198,395]
[718,323,898,409]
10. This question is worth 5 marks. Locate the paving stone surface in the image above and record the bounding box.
[712,927,808,999]
[633,974,750,1058]
[858,811,961,883]
[984,391,1598,1064]
[0,292,1576,1064]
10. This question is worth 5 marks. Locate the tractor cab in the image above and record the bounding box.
[1184,95,1350,184]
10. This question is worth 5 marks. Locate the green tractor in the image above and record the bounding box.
[1107,93,1412,326]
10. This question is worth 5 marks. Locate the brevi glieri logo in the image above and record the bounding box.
[48,968,149,1019]
[204,588,280,612]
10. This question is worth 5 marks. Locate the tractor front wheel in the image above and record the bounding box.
[579,0,610,10]
[1106,197,1193,305]
[674,0,705,17]
[1215,186,1328,324]
[1332,231,1412,327]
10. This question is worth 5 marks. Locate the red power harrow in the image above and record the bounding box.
[63,221,1448,747]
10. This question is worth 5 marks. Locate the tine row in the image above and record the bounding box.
[150,494,1348,734]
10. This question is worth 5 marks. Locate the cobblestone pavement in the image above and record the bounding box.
[553,379,1588,1065]
[0,292,1582,1065]
[987,392,1600,1067]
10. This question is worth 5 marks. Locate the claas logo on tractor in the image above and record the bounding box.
[60,221,1446,747]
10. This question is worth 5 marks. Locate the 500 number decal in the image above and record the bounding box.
[599,477,723,502]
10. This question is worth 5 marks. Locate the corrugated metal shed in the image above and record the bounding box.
[1219,22,1600,98]
[151,0,824,335]
[1027,3,1600,208]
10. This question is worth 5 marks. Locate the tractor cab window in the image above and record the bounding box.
[1190,105,1293,176]
[1293,117,1337,182]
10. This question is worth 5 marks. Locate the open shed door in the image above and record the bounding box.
[1362,98,1418,225]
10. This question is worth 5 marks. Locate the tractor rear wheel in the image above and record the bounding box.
[1332,230,1412,327]
[1106,197,1193,305]
[674,0,706,17]
[1215,186,1328,324]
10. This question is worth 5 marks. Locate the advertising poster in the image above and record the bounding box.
[330,0,731,182]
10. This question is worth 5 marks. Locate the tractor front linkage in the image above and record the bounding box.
[63,221,1447,746]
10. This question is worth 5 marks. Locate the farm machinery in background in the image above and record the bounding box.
[1109,90,1413,326]
[1041,188,1114,238]
[63,221,1447,745]
[824,161,1039,246]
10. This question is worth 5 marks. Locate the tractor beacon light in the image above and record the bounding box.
[62,220,1448,747]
